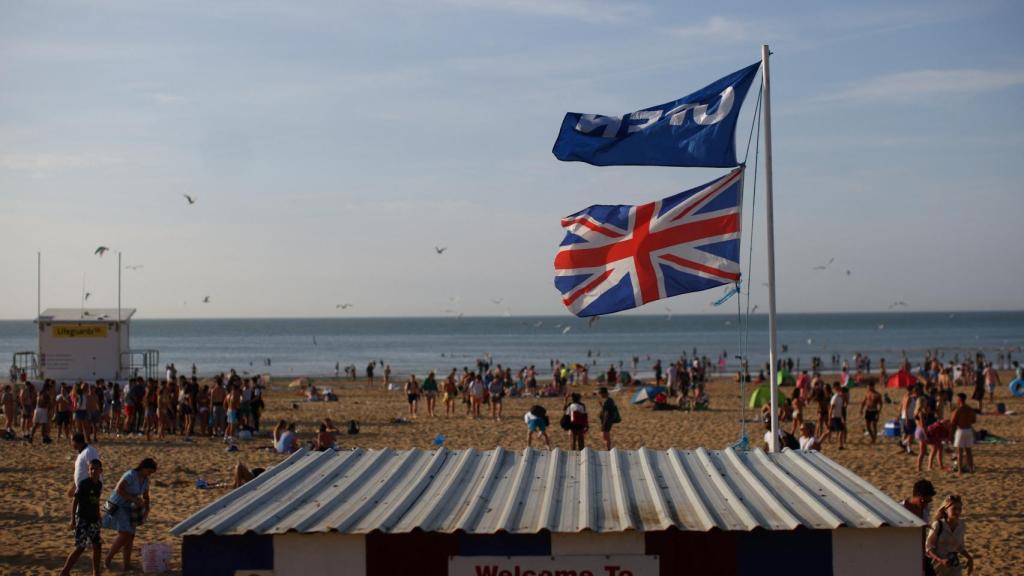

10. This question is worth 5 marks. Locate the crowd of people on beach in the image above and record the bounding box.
[2,365,268,445]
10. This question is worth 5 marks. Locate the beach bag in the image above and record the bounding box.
[559,414,572,430]
[141,542,172,573]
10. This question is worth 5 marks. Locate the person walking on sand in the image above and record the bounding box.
[524,405,551,449]
[860,380,883,443]
[949,393,977,474]
[60,458,103,576]
[443,369,458,417]
[405,374,421,419]
[925,495,975,576]
[983,363,1000,405]
[565,393,588,451]
[821,382,846,449]
[68,432,101,498]
[899,385,920,455]
[467,373,485,419]
[102,458,157,572]
[1,384,15,436]
[597,387,620,450]
[29,380,53,443]
[421,371,438,417]
[901,479,936,522]
[487,372,505,420]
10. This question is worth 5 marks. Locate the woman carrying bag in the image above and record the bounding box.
[102,457,157,572]
[925,494,975,576]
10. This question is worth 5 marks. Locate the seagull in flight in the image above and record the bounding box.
[84,292,91,301]
[490,298,503,305]
[562,326,572,334]
[812,257,835,271]
[183,194,196,205]
[335,303,354,309]
[434,246,447,255]
[202,296,211,304]
[94,246,110,257]
[125,264,144,271]
[751,304,759,313]
[888,300,908,309]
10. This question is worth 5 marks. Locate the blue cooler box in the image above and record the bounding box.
[883,420,900,438]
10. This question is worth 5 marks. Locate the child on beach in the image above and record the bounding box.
[524,405,551,449]
[565,393,588,450]
[60,458,103,576]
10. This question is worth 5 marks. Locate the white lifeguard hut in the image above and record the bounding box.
[33,307,158,382]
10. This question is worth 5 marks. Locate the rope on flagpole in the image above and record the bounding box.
[731,76,764,452]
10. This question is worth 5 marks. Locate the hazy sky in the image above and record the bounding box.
[2,0,1022,319]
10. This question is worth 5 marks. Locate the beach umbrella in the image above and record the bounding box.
[748,383,785,410]
[776,369,794,386]
[886,370,916,389]
[631,385,667,405]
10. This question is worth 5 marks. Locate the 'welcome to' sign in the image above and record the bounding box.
[449,555,658,576]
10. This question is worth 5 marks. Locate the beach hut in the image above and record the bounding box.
[34,308,158,381]
[172,447,924,576]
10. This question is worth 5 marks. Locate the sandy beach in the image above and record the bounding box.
[1,373,1021,575]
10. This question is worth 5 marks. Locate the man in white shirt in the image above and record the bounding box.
[68,432,100,497]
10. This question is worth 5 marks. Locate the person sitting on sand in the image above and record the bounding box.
[314,423,335,451]
[275,422,298,454]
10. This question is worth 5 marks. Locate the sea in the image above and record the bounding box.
[1,311,1021,378]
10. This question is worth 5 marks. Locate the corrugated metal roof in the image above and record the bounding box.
[171,447,924,537]
[39,308,136,322]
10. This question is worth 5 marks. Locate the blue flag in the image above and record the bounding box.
[552,62,760,168]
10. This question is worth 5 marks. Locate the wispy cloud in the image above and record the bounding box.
[670,16,748,42]
[0,152,125,175]
[823,69,1024,102]
[440,0,643,23]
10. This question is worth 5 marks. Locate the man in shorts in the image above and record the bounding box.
[860,380,882,443]
[822,382,846,449]
[949,392,977,474]
[524,405,551,448]
[60,458,103,576]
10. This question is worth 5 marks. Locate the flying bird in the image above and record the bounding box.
[490,298,503,305]
[434,246,447,255]
[183,194,196,205]
[845,269,852,276]
[84,292,91,301]
[751,305,759,313]
[533,321,544,328]
[335,303,354,309]
[812,257,835,271]
[888,301,908,309]
[562,326,572,334]
[125,264,144,271]
[202,296,211,304]
[94,246,110,256]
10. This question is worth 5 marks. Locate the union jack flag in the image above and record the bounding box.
[555,168,744,317]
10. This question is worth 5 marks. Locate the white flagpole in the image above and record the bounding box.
[761,44,781,452]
